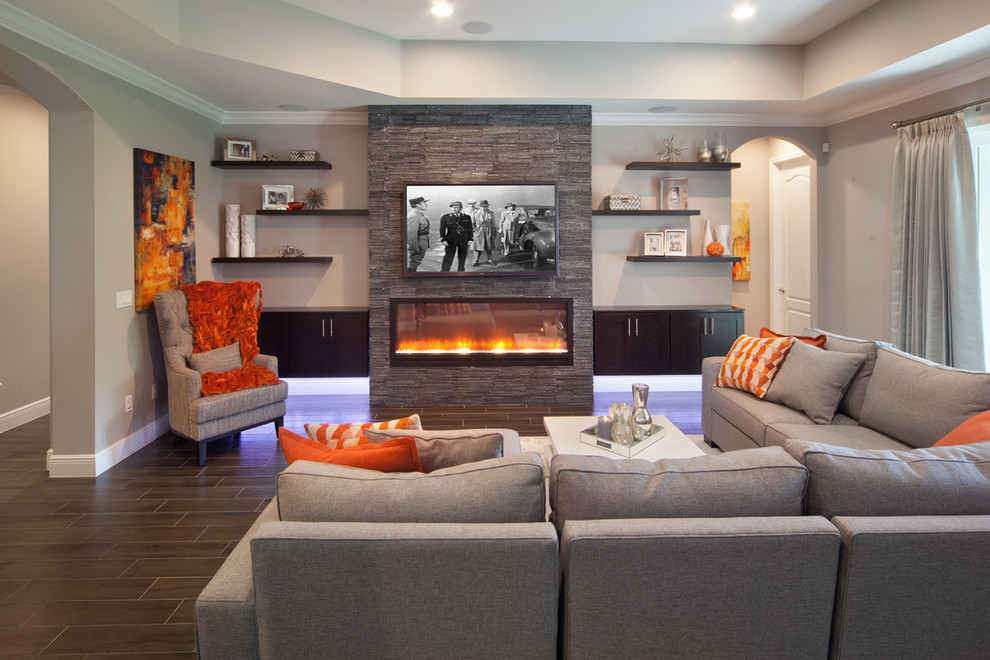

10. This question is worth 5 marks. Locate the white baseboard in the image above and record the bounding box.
[0,397,51,434]
[47,414,171,478]
[593,375,701,393]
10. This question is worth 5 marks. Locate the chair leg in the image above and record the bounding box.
[197,440,208,467]
[273,417,284,436]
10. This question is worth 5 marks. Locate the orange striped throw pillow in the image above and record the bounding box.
[716,335,795,398]
[304,414,422,449]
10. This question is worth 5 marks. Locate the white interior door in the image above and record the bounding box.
[770,153,813,334]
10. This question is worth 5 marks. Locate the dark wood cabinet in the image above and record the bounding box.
[594,307,743,376]
[593,311,670,375]
[257,309,368,377]
[669,310,744,374]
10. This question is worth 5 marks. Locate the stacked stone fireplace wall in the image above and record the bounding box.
[367,105,593,406]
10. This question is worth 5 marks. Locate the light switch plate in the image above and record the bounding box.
[116,290,133,309]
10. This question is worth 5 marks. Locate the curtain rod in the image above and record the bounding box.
[891,96,990,129]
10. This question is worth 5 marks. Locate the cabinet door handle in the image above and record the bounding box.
[635,318,639,336]
[627,318,631,337]
[329,318,334,338]
[322,319,326,338]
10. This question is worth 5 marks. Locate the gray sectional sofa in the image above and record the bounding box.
[196,404,990,659]
[702,328,990,452]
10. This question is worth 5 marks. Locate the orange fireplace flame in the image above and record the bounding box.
[396,334,567,354]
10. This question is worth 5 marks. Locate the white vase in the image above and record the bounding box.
[702,218,715,256]
[225,204,240,257]
[716,224,731,253]
[240,214,256,258]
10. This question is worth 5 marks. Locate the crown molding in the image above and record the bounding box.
[0,0,226,122]
[592,111,830,128]
[222,110,369,125]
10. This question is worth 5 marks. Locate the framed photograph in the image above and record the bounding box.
[659,177,688,210]
[644,232,665,256]
[403,182,558,277]
[223,137,256,161]
[262,184,294,210]
[664,229,687,256]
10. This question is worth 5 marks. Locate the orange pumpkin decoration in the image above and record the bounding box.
[706,241,725,257]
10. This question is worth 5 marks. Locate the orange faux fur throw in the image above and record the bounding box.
[181,280,279,396]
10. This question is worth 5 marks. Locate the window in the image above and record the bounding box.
[967,115,990,368]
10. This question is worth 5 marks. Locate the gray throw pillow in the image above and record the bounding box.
[804,328,889,420]
[276,453,546,523]
[187,341,242,373]
[764,339,866,424]
[364,428,504,472]
[549,446,807,532]
[858,347,990,448]
[783,438,990,517]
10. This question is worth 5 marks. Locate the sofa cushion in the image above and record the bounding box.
[765,422,909,451]
[859,347,990,448]
[187,341,242,373]
[276,452,546,523]
[363,428,505,472]
[933,411,990,447]
[716,335,794,398]
[549,446,807,532]
[764,339,866,424]
[783,439,990,517]
[805,328,889,420]
[760,326,827,348]
[277,428,422,472]
[710,385,815,447]
[304,414,422,448]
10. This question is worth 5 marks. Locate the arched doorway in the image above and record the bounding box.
[0,44,99,473]
[730,137,818,336]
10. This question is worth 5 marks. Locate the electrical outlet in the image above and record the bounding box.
[124,394,133,413]
[151,383,158,400]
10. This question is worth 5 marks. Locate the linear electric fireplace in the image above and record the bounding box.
[390,298,572,366]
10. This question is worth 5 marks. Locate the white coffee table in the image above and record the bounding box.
[543,415,706,461]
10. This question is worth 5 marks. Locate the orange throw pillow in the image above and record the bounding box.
[932,410,990,447]
[304,414,422,448]
[717,334,795,399]
[279,428,423,472]
[760,327,827,349]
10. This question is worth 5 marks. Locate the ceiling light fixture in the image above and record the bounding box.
[461,20,493,35]
[731,6,755,20]
[431,2,453,17]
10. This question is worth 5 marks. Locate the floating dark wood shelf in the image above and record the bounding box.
[210,160,332,170]
[212,257,333,264]
[593,209,701,216]
[256,209,369,216]
[626,255,742,263]
[625,162,741,171]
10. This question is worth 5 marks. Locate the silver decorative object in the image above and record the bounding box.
[257,153,277,161]
[658,134,687,162]
[304,187,327,209]
[608,402,633,446]
[713,131,729,162]
[274,245,305,258]
[698,140,713,162]
[631,383,653,441]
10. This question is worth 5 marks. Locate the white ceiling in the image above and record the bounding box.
[1,0,988,124]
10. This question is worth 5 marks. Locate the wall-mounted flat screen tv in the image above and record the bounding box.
[404,183,558,276]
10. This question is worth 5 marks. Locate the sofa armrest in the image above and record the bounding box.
[252,352,278,376]
[701,356,725,442]
[194,500,279,660]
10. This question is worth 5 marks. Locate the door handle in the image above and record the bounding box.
[778,287,786,294]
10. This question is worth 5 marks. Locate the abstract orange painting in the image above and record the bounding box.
[133,148,195,311]
[731,200,751,281]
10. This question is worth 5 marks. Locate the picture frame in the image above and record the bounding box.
[262,184,294,210]
[664,229,687,256]
[223,137,256,161]
[403,182,558,277]
[644,231,665,256]
[659,177,689,210]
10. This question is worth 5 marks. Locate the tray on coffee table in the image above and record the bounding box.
[579,423,665,458]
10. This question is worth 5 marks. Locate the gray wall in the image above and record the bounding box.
[367,105,594,406]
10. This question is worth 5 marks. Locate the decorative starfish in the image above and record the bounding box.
[304,187,327,209]
[657,135,687,162]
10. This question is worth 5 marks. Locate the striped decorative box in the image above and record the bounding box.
[607,194,641,210]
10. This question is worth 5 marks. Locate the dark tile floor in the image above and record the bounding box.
[0,386,700,656]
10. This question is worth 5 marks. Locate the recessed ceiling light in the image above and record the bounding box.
[279,104,311,112]
[648,105,678,114]
[431,2,453,17]
[732,6,755,20]
[461,20,493,35]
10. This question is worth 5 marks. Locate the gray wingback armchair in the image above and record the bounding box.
[154,289,288,466]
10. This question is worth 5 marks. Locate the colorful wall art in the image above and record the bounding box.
[133,148,195,311]
[731,200,751,281]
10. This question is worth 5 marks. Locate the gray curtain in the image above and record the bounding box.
[890,112,984,369]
